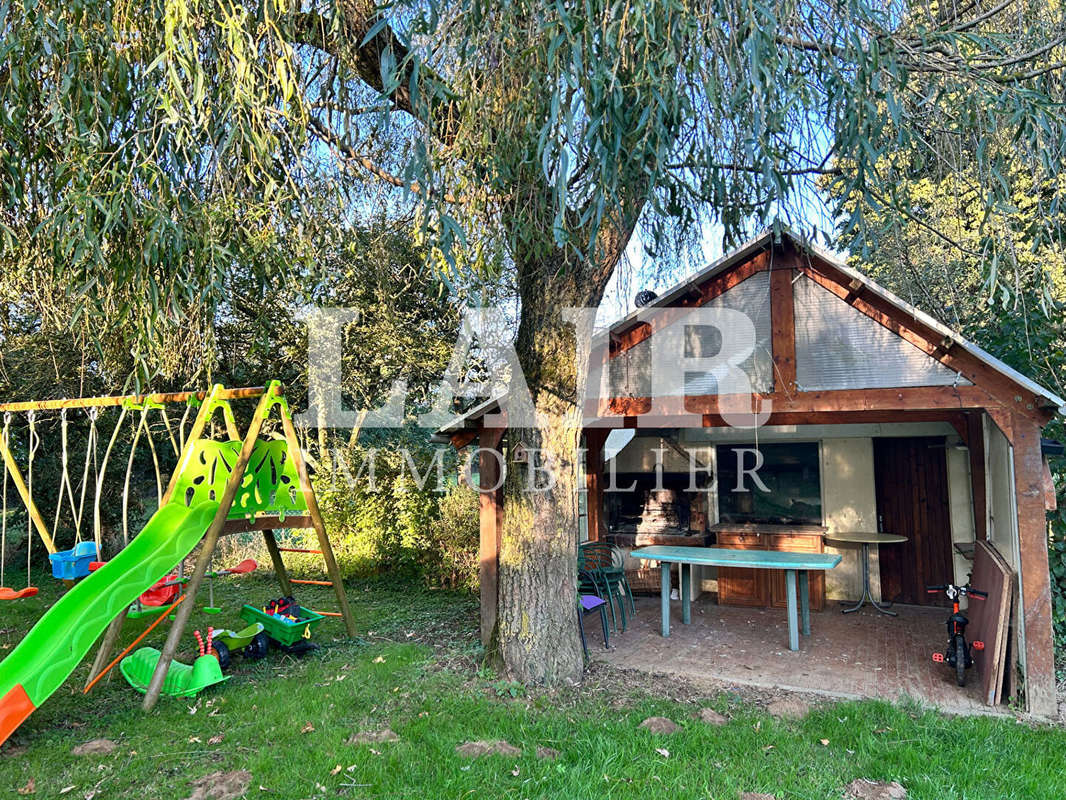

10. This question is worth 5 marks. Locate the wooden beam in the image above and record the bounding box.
[142,387,277,711]
[0,386,266,413]
[1009,413,1057,718]
[478,427,505,647]
[223,515,314,533]
[450,430,478,450]
[769,264,797,394]
[84,607,129,689]
[262,529,295,596]
[583,428,609,542]
[698,408,970,429]
[280,405,358,638]
[967,412,988,541]
[594,386,1004,425]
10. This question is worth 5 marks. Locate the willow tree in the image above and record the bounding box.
[3,0,1065,682]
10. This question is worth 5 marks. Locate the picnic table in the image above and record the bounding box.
[629,545,842,651]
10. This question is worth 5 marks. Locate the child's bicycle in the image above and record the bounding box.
[926,582,987,687]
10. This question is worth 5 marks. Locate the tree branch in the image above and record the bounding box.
[291,8,459,144]
[308,117,456,204]
[666,159,842,176]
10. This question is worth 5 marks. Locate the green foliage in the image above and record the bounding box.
[420,483,480,591]
[0,212,466,575]
[305,433,478,591]
[832,73,1066,652]
[1050,501,1066,648]
[4,1,1066,370]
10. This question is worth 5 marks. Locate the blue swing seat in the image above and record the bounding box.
[50,541,98,580]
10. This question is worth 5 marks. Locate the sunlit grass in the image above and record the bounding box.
[1,574,1064,799]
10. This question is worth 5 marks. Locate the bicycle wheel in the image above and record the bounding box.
[955,637,967,687]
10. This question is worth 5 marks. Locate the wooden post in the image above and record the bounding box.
[262,529,295,596]
[478,427,505,647]
[583,428,608,542]
[142,388,275,711]
[967,411,988,540]
[769,262,797,394]
[85,607,129,687]
[279,409,357,638]
[1009,412,1057,718]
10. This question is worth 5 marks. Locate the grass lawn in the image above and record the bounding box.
[2,572,1065,799]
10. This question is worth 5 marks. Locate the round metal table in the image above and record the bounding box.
[824,531,907,615]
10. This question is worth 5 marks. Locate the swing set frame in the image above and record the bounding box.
[0,382,355,711]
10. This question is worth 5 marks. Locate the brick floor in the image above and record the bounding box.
[590,595,997,715]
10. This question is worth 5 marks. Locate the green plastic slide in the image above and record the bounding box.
[0,500,219,744]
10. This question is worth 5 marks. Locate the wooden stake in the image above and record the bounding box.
[85,595,186,694]
[86,607,129,687]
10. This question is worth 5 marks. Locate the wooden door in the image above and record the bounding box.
[873,437,954,605]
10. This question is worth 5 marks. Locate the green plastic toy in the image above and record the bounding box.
[209,623,268,669]
[119,647,229,698]
[240,604,324,648]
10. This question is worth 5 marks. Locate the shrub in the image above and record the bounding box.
[417,483,480,591]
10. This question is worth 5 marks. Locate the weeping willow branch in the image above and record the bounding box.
[307,117,457,205]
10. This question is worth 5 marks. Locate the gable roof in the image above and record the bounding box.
[607,228,1065,412]
[434,229,1065,439]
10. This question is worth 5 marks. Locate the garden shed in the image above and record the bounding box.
[439,230,1064,717]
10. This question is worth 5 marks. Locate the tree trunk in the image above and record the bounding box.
[491,295,587,683]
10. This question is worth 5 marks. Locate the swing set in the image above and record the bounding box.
[0,388,197,594]
[0,382,355,745]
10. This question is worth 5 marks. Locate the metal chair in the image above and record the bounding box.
[577,570,610,659]
[579,542,632,632]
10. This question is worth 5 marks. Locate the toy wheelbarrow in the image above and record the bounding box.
[209,623,268,669]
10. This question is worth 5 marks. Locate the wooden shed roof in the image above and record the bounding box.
[435,229,1064,439]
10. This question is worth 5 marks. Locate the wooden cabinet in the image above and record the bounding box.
[713,524,827,611]
[716,531,769,606]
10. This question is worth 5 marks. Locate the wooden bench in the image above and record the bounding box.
[629,545,842,651]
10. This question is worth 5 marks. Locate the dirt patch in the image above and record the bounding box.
[739,793,777,800]
[568,661,832,716]
[535,746,560,760]
[455,740,522,758]
[844,779,907,799]
[1,743,27,758]
[639,716,678,734]
[697,707,728,725]
[346,728,400,745]
[183,770,252,800]
[766,698,810,719]
[72,739,118,756]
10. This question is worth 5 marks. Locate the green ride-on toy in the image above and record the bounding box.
[208,623,269,670]
[119,647,229,698]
